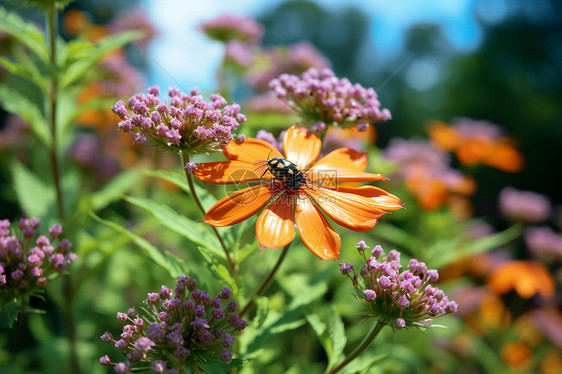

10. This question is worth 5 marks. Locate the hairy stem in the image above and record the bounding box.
[325,320,386,374]
[240,242,291,317]
[181,152,236,274]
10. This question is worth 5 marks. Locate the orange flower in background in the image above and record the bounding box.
[193,125,403,259]
[488,260,555,299]
[427,119,525,173]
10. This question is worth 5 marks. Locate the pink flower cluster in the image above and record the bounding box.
[269,68,391,132]
[499,187,551,223]
[340,243,457,329]
[99,275,247,373]
[199,14,264,44]
[0,218,76,302]
[524,226,562,261]
[112,85,246,154]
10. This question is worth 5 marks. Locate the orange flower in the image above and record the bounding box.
[193,126,403,259]
[427,119,525,173]
[488,260,555,299]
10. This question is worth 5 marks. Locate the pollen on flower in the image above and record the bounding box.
[340,243,458,329]
[99,275,247,372]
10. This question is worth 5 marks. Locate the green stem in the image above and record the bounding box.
[239,242,291,317]
[181,152,236,274]
[325,320,386,374]
[47,6,64,221]
[46,8,79,374]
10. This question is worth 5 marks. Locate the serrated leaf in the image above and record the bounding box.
[90,212,172,275]
[124,196,220,250]
[0,7,49,61]
[0,83,50,146]
[11,161,55,221]
[0,301,20,329]
[90,169,142,212]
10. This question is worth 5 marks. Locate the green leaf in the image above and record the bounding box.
[144,169,218,210]
[165,250,188,278]
[195,246,236,291]
[306,306,346,369]
[11,161,55,221]
[59,31,144,89]
[344,353,389,374]
[0,301,20,329]
[0,56,48,91]
[90,212,172,274]
[123,196,220,250]
[0,83,50,146]
[89,169,143,212]
[428,224,522,268]
[0,7,49,61]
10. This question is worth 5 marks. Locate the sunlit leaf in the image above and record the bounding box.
[0,7,49,61]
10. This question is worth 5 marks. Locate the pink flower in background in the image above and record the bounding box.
[225,41,255,68]
[109,7,159,49]
[499,187,551,223]
[199,14,264,44]
[524,226,562,261]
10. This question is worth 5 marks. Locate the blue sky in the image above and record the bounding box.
[146,0,485,92]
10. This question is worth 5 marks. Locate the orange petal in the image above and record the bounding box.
[204,185,273,227]
[256,195,295,249]
[427,120,461,151]
[308,148,367,173]
[309,168,387,184]
[294,195,340,260]
[305,187,386,232]
[283,126,321,169]
[335,185,404,211]
[223,138,283,163]
[193,161,267,184]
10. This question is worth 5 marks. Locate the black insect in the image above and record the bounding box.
[261,157,308,190]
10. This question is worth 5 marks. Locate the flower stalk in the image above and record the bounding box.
[240,242,291,317]
[325,320,386,374]
[181,151,236,274]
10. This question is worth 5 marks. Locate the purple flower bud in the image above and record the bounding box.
[226,300,238,312]
[220,348,233,364]
[58,239,72,251]
[116,312,128,323]
[387,249,400,261]
[236,134,246,143]
[163,298,181,311]
[151,360,167,373]
[134,337,155,352]
[371,245,384,258]
[49,224,62,238]
[114,362,131,373]
[222,333,236,347]
[356,240,369,252]
[99,355,111,366]
[363,289,377,301]
[425,269,439,282]
[190,317,210,330]
[147,322,165,341]
[228,314,239,326]
[114,339,128,352]
[158,312,170,323]
[397,295,410,310]
[10,269,23,281]
[187,277,197,291]
[200,330,215,344]
[213,308,226,320]
[166,331,184,348]
[394,318,406,329]
[235,319,248,331]
[36,277,47,287]
[100,331,114,343]
[159,286,171,299]
[339,262,353,275]
[194,305,205,317]
[183,299,195,310]
[126,350,142,363]
[211,297,222,308]
[147,85,160,96]
[218,287,233,299]
[147,292,159,305]
[444,301,458,313]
